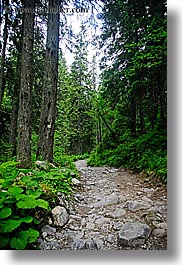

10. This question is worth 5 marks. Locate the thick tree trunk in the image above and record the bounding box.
[0,0,9,109]
[9,52,21,156]
[36,0,60,161]
[17,0,35,168]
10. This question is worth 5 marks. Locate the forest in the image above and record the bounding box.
[0,0,167,249]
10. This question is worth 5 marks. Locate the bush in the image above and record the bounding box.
[0,162,48,249]
[88,130,167,183]
[0,158,77,249]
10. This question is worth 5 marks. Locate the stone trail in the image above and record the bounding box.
[38,160,167,250]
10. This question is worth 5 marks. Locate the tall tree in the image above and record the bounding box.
[36,0,60,161]
[0,0,9,110]
[17,0,35,167]
[9,8,24,156]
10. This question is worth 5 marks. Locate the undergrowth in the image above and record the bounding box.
[87,130,167,183]
[0,157,78,250]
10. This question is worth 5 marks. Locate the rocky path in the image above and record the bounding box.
[38,160,167,250]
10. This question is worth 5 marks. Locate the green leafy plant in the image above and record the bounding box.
[0,162,49,249]
[0,157,78,249]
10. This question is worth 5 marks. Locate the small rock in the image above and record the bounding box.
[51,206,69,227]
[106,208,126,218]
[42,232,47,238]
[118,222,151,247]
[141,196,153,203]
[94,239,103,249]
[95,217,110,224]
[136,191,143,196]
[72,178,81,185]
[75,194,84,201]
[154,222,167,230]
[94,194,118,208]
[71,172,77,177]
[41,225,56,235]
[126,200,151,212]
[107,234,115,243]
[81,218,86,227]
[85,239,97,250]
[71,239,85,250]
[86,222,95,230]
[158,205,167,217]
[75,231,84,239]
[113,221,123,230]
[35,160,49,171]
[143,188,154,193]
[144,178,150,183]
[153,228,167,238]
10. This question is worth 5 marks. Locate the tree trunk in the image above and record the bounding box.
[36,0,60,161]
[9,52,21,156]
[139,101,145,134]
[129,94,136,137]
[17,0,35,168]
[0,0,9,109]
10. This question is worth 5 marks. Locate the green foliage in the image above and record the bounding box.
[0,158,76,249]
[87,0,167,185]
[0,162,46,249]
[88,129,167,183]
[56,33,96,156]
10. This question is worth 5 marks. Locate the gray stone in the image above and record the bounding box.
[70,172,77,177]
[113,221,123,230]
[85,239,98,250]
[107,234,115,243]
[143,188,154,193]
[95,217,110,224]
[71,238,99,250]
[35,160,49,171]
[126,200,151,212]
[94,239,103,249]
[158,205,167,217]
[72,178,81,185]
[51,206,69,227]
[141,196,153,203]
[71,238,86,250]
[42,232,47,238]
[144,178,150,183]
[38,239,61,250]
[41,225,56,235]
[136,191,143,196]
[86,222,95,230]
[154,222,167,230]
[75,194,84,201]
[106,208,126,218]
[118,223,151,247]
[153,228,167,238]
[75,231,84,239]
[94,194,118,208]
[118,195,127,202]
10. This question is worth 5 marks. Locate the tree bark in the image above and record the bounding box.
[17,0,35,168]
[0,0,9,109]
[9,51,21,156]
[36,0,60,161]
